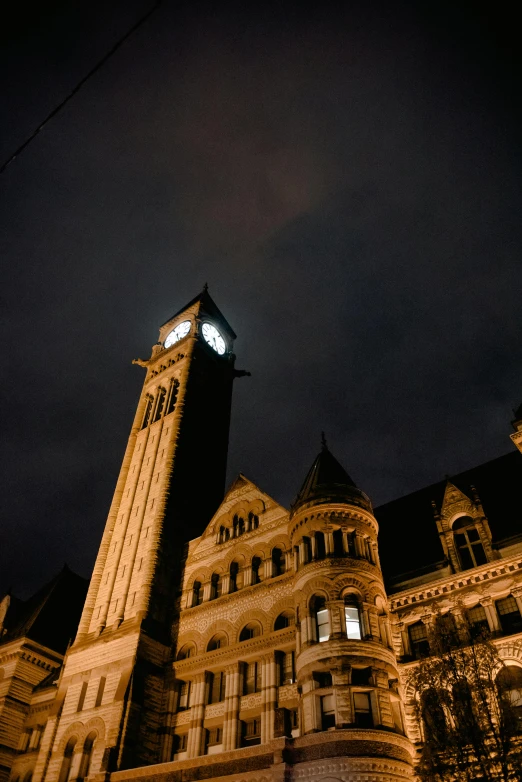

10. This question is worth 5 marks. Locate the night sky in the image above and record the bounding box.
[1,1,521,598]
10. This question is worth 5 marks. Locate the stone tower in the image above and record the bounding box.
[289,443,414,780]
[34,289,238,782]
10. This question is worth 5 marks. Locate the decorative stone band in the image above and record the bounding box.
[389,553,522,610]
[297,637,399,671]
[291,728,414,766]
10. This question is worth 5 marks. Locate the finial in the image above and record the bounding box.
[203,282,209,292]
[321,431,328,451]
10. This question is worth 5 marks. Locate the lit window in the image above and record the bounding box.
[312,595,330,642]
[344,599,362,640]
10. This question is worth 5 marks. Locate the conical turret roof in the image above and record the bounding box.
[291,442,371,515]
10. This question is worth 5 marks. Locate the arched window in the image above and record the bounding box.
[248,512,259,530]
[192,581,203,607]
[207,633,227,651]
[311,595,330,643]
[497,666,522,724]
[251,556,262,585]
[210,573,221,600]
[177,643,195,660]
[58,737,77,782]
[232,515,239,537]
[344,596,362,640]
[166,379,179,416]
[78,732,96,781]
[237,517,245,536]
[274,610,295,631]
[452,679,474,731]
[229,561,242,592]
[239,622,262,642]
[152,387,166,422]
[332,528,344,556]
[302,536,312,564]
[272,548,286,576]
[218,526,225,543]
[141,395,153,429]
[496,595,522,635]
[467,604,490,639]
[453,517,487,569]
[421,689,447,744]
[314,531,326,560]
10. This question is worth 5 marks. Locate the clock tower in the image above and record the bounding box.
[35,289,238,781]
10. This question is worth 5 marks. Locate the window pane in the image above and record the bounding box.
[345,606,361,640]
[472,542,487,565]
[317,608,330,642]
[467,528,480,542]
[458,546,474,570]
[497,596,518,615]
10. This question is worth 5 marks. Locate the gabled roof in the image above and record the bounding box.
[0,566,88,654]
[376,450,522,587]
[292,444,371,514]
[161,287,236,339]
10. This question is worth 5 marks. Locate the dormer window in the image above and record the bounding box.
[453,517,487,569]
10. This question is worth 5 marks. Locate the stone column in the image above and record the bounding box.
[325,532,334,556]
[221,574,231,594]
[328,601,343,637]
[187,673,207,758]
[222,663,241,751]
[310,535,317,560]
[202,581,212,602]
[243,566,252,587]
[481,597,501,632]
[261,653,277,743]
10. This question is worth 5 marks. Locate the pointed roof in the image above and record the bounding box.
[0,566,88,654]
[161,286,237,339]
[291,443,371,515]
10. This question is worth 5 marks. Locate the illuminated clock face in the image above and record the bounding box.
[164,320,191,349]
[202,322,226,355]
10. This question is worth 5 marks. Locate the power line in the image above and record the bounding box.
[0,1,163,175]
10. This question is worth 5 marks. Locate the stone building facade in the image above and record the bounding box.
[3,290,522,782]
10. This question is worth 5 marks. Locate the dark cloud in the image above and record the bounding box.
[1,0,521,596]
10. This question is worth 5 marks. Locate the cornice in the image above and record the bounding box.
[390,554,522,612]
[173,626,295,675]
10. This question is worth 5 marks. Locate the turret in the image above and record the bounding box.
[289,441,413,780]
